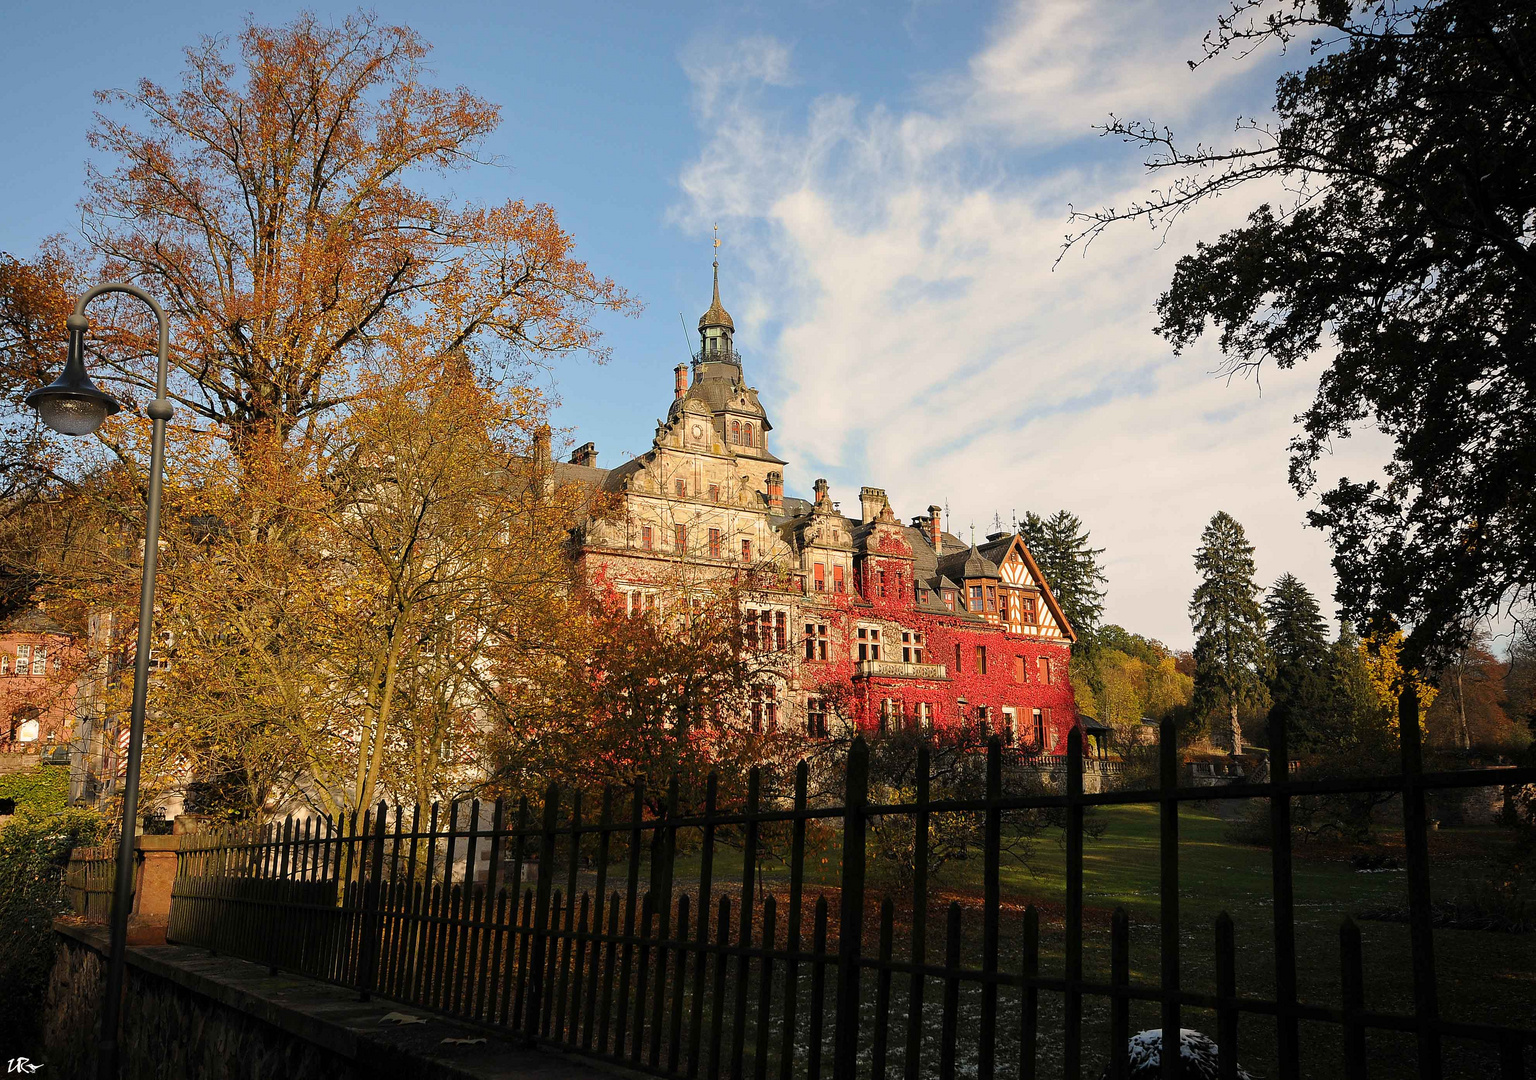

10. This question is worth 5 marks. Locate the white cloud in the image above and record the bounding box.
[673,1,1387,648]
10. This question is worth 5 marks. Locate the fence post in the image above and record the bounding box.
[524,784,561,1042]
[905,740,931,1080]
[980,736,1002,1080]
[1399,679,1442,1079]
[1065,726,1084,1080]
[1159,719,1181,1080]
[358,802,387,1001]
[834,735,869,1075]
[1268,705,1299,1074]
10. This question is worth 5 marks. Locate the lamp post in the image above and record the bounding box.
[27,283,172,1080]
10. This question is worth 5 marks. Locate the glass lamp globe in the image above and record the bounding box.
[25,329,120,436]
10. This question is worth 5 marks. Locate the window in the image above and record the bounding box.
[1000,592,1010,622]
[674,525,688,553]
[1001,707,1018,745]
[875,570,887,599]
[901,630,924,664]
[975,706,990,736]
[745,609,759,650]
[751,683,778,733]
[1044,707,1056,750]
[975,645,988,675]
[14,717,39,743]
[953,643,962,674]
[804,623,828,661]
[676,478,686,498]
[1013,655,1026,683]
[807,697,829,738]
[879,697,901,734]
[1032,708,1045,748]
[857,626,881,662]
[708,528,722,558]
[641,525,653,550]
[1037,656,1051,684]
[737,538,749,562]
[743,423,754,446]
[731,420,741,442]
[813,562,826,591]
[14,645,29,676]
[0,655,7,674]
[916,702,934,733]
[969,585,984,611]
[986,585,997,611]
[775,611,787,652]
[709,483,720,502]
[1021,596,1038,625]
[943,590,956,611]
[919,587,931,604]
[33,646,46,672]
[833,565,845,593]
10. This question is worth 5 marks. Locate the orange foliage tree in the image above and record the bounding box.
[0,13,636,818]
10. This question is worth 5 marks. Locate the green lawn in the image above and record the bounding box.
[719,802,1534,1078]
[537,802,1532,1077]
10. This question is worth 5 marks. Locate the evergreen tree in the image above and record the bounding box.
[1190,511,1269,753]
[1020,510,1107,648]
[1264,573,1330,749]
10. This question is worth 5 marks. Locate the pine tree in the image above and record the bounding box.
[1190,511,1269,754]
[1020,510,1107,648]
[1264,574,1330,749]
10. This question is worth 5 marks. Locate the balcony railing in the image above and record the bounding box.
[854,659,949,680]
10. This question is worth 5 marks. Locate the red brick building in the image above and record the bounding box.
[562,260,1079,748]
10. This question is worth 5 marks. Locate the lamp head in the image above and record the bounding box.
[25,314,119,436]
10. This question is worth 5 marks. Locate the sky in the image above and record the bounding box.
[0,0,1387,650]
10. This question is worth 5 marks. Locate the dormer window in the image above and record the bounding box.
[743,423,754,447]
[731,420,740,442]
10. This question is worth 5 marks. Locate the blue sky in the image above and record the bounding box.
[0,1,1377,648]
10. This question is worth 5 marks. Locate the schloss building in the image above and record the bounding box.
[549,260,1080,750]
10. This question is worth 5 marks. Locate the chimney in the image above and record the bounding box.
[674,364,688,400]
[860,486,888,525]
[533,424,554,496]
[813,478,830,507]
[928,505,943,551]
[568,442,597,468]
[766,471,784,512]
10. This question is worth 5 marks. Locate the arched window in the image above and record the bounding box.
[731,421,740,442]
[743,423,754,446]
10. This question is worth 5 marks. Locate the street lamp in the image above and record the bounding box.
[28,282,173,1080]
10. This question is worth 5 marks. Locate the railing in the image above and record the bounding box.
[165,716,1536,1079]
[854,660,949,680]
[65,844,117,920]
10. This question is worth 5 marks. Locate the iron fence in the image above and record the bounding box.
[164,714,1536,1079]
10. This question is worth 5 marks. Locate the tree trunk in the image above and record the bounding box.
[1228,700,1243,756]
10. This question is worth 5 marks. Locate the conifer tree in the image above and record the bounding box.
[1264,573,1330,749]
[1020,510,1107,648]
[1190,511,1268,753]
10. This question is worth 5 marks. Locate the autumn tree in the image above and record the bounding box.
[0,14,636,818]
[1190,511,1269,753]
[488,569,803,813]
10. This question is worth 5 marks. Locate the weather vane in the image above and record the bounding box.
[713,223,720,261]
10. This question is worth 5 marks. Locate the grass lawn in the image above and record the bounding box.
[672,801,1535,1078]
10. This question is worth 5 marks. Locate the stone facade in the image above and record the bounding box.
[563,263,1080,749]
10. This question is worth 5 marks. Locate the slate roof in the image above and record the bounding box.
[2,608,67,635]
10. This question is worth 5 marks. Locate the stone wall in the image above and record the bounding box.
[44,922,607,1080]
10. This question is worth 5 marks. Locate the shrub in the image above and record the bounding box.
[0,796,106,1055]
